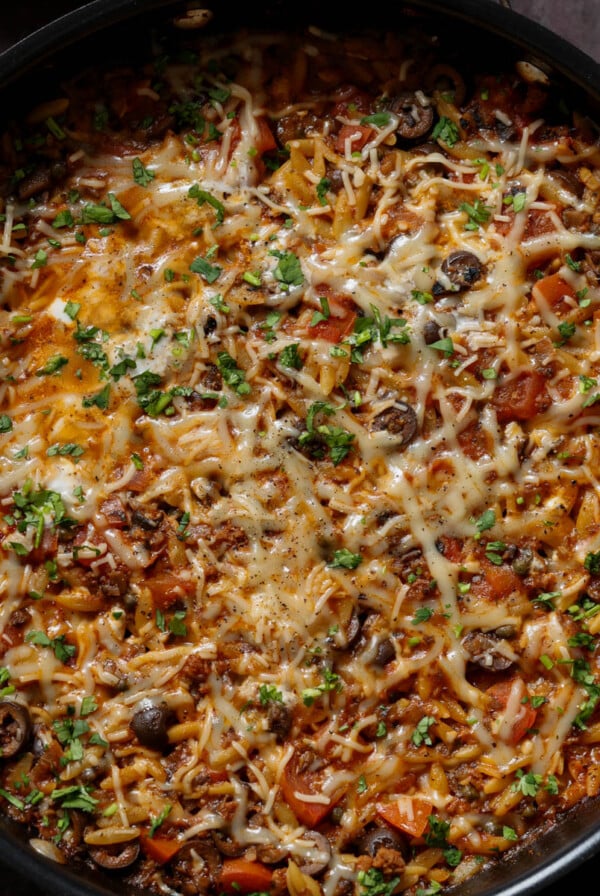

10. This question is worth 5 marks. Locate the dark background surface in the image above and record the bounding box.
[0,0,599,895]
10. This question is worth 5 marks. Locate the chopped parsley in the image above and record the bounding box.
[311,296,330,326]
[474,508,496,534]
[302,668,343,706]
[584,551,600,575]
[459,199,493,230]
[81,194,130,224]
[357,868,400,896]
[132,157,155,187]
[209,293,230,314]
[428,336,454,356]
[35,354,69,376]
[190,254,222,283]
[26,631,76,663]
[269,250,303,287]
[46,442,85,459]
[82,384,111,410]
[329,548,363,570]
[412,606,434,625]
[188,184,225,225]
[298,400,355,465]
[316,177,330,206]
[279,343,303,370]
[149,803,172,838]
[432,116,460,146]
[133,370,193,417]
[360,112,392,128]
[52,209,74,229]
[51,785,97,812]
[258,684,283,705]
[343,305,410,362]
[412,715,436,747]
[216,351,251,395]
[31,248,48,269]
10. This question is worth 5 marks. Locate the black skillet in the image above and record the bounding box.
[0,2,599,895]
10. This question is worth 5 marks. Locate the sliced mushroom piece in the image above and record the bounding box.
[18,167,52,201]
[267,701,293,741]
[356,824,409,860]
[370,402,418,450]
[89,841,140,871]
[546,168,585,199]
[297,831,332,876]
[441,250,484,291]
[390,92,434,140]
[0,700,32,758]
[330,604,362,651]
[131,508,163,531]
[462,630,514,672]
[129,700,170,751]
[373,637,396,667]
[422,319,441,345]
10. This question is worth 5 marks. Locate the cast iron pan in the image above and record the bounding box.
[0,2,600,896]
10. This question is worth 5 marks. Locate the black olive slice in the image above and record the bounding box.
[89,840,140,871]
[212,830,246,857]
[390,92,434,140]
[441,250,484,291]
[426,64,467,106]
[0,700,31,758]
[297,831,332,876]
[370,402,418,449]
[356,824,409,860]
[130,700,170,750]
[172,838,222,888]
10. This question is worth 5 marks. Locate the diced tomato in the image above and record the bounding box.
[219,858,273,894]
[307,287,357,344]
[310,308,357,343]
[376,796,433,838]
[254,116,277,153]
[335,124,374,155]
[280,751,338,826]
[532,273,577,309]
[140,836,181,865]
[487,678,537,744]
[470,558,522,602]
[228,116,276,160]
[492,370,550,423]
[436,535,463,564]
[145,571,196,610]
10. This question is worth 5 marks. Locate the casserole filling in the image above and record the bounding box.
[1,16,600,896]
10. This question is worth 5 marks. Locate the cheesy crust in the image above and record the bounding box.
[1,17,600,896]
